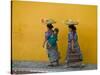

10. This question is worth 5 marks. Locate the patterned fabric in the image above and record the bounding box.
[66,31,83,66]
[45,30,59,63]
[47,46,59,62]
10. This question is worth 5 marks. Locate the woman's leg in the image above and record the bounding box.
[48,62,55,66]
[54,60,59,66]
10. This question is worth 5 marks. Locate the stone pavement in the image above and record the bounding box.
[12,61,97,74]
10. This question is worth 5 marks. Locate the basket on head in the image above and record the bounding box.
[41,18,56,24]
[64,19,78,25]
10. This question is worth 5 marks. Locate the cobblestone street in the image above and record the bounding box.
[12,61,97,74]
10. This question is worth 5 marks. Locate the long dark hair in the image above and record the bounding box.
[68,25,76,31]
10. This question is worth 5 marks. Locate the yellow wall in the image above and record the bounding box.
[12,1,97,64]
